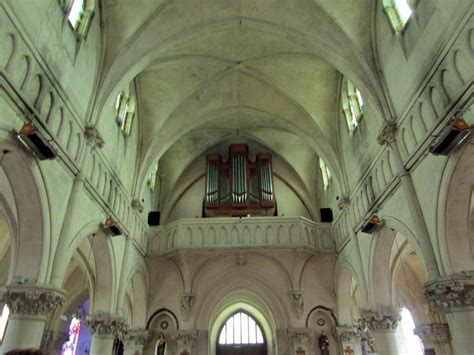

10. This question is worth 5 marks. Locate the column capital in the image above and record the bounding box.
[377,121,397,146]
[180,293,195,321]
[287,327,313,345]
[359,309,401,331]
[122,328,149,346]
[414,323,450,343]
[337,194,351,211]
[335,325,360,343]
[84,125,105,149]
[0,284,66,317]
[85,314,126,337]
[173,329,199,347]
[424,276,474,312]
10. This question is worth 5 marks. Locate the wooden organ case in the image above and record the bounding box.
[204,144,277,217]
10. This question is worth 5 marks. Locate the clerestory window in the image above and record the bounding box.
[342,80,364,134]
[115,91,134,136]
[384,0,415,33]
[66,0,93,36]
[218,311,265,345]
[0,305,9,344]
[319,158,332,191]
[148,163,159,192]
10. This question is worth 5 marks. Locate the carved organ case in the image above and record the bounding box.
[204,144,276,217]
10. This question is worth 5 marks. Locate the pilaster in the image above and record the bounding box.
[360,309,400,355]
[122,328,149,355]
[336,325,362,355]
[86,314,126,355]
[287,327,313,354]
[173,329,199,355]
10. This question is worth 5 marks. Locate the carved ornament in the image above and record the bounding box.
[335,325,360,342]
[84,125,105,149]
[424,279,474,312]
[359,310,401,331]
[289,291,304,319]
[377,121,397,146]
[85,314,126,336]
[414,323,450,343]
[123,328,149,345]
[287,328,313,344]
[180,293,195,321]
[173,330,199,347]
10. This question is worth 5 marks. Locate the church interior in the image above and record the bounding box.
[0,0,473,354]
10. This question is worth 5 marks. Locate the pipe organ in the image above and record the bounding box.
[204,144,277,217]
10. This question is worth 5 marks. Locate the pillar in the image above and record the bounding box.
[0,285,66,353]
[414,323,451,355]
[377,122,439,280]
[173,330,199,355]
[336,325,362,355]
[86,314,125,355]
[123,329,149,355]
[425,277,474,354]
[360,309,401,355]
[287,328,313,354]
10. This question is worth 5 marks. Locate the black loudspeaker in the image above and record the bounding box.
[320,208,333,223]
[148,211,161,226]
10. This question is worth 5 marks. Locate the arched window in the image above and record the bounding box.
[0,305,10,343]
[319,158,332,191]
[399,307,424,355]
[341,80,364,134]
[148,163,159,192]
[218,311,265,345]
[66,0,93,36]
[115,91,135,136]
[384,0,414,33]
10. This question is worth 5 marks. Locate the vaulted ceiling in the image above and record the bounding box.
[96,0,383,197]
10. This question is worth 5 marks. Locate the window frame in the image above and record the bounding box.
[383,0,415,34]
[115,91,134,136]
[341,79,364,134]
[319,158,332,191]
[217,310,266,346]
[63,0,94,40]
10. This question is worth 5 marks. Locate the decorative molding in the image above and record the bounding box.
[173,329,199,347]
[414,323,450,343]
[287,328,313,345]
[377,121,397,146]
[84,125,105,149]
[359,310,401,331]
[85,314,126,337]
[424,278,474,312]
[337,195,351,211]
[0,285,66,317]
[335,325,360,343]
[132,198,144,213]
[289,291,304,319]
[180,293,195,321]
[122,328,149,346]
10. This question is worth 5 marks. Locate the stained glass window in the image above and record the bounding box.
[61,316,81,355]
[115,92,134,135]
[384,0,414,33]
[68,0,85,31]
[218,312,265,345]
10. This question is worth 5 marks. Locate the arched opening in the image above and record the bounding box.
[217,311,267,355]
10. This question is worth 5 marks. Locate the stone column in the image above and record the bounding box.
[0,285,66,353]
[336,325,362,355]
[287,328,313,354]
[42,329,69,354]
[86,314,126,355]
[425,277,474,354]
[122,329,149,355]
[173,330,199,355]
[377,122,439,280]
[360,310,401,355]
[414,323,451,355]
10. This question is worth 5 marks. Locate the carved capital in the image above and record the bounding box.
[85,314,126,337]
[0,285,66,317]
[359,310,401,331]
[173,329,199,347]
[287,328,313,345]
[132,198,144,213]
[424,277,474,312]
[377,121,397,146]
[337,195,351,211]
[335,325,360,343]
[180,293,195,321]
[414,323,450,343]
[289,291,304,319]
[84,125,105,149]
[123,328,149,346]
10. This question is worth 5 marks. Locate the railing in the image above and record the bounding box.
[332,10,474,250]
[0,4,148,253]
[148,217,335,255]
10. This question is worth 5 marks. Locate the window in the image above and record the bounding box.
[148,163,159,192]
[0,305,10,343]
[384,0,414,33]
[66,0,93,36]
[319,158,332,191]
[115,92,134,135]
[400,307,424,355]
[61,316,81,355]
[342,80,364,133]
[218,312,265,345]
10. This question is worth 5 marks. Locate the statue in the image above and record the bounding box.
[156,333,166,355]
[318,331,330,355]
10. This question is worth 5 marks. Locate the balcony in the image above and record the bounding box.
[147,217,335,256]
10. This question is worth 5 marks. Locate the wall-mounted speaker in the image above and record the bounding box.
[148,211,161,226]
[17,122,56,160]
[360,215,383,234]
[320,208,333,223]
[102,217,123,236]
[429,117,471,156]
